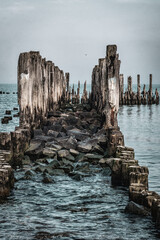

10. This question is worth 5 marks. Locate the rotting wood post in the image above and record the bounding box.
[148,74,152,104]
[119,74,124,105]
[137,74,141,105]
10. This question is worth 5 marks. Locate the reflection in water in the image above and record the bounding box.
[118,104,160,194]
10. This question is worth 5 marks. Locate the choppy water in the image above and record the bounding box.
[0,83,160,239]
[0,84,19,132]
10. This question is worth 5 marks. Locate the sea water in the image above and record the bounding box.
[0,83,160,239]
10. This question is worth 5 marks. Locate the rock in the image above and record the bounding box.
[34,129,43,137]
[45,142,62,151]
[67,128,90,141]
[1,118,9,124]
[65,115,79,125]
[42,175,54,184]
[46,168,65,176]
[125,201,150,216]
[13,107,18,111]
[70,149,79,157]
[22,155,31,165]
[82,153,103,164]
[25,170,35,176]
[77,142,92,153]
[35,166,43,173]
[61,158,74,168]
[25,141,44,160]
[92,144,104,154]
[74,162,90,172]
[57,132,66,137]
[57,136,77,150]
[65,154,75,162]
[47,130,59,138]
[71,173,82,181]
[57,149,69,159]
[5,110,11,115]
[48,159,61,169]
[43,148,56,158]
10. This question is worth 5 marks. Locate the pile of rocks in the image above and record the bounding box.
[20,104,109,183]
[99,145,160,227]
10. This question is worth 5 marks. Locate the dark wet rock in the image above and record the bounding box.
[61,158,74,168]
[89,124,98,134]
[25,141,44,160]
[48,159,61,169]
[42,175,54,184]
[82,153,103,164]
[93,144,105,155]
[125,201,150,216]
[76,153,85,162]
[34,129,44,137]
[1,118,9,124]
[35,166,43,173]
[70,149,79,156]
[34,135,54,143]
[47,168,65,176]
[35,158,47,164]
[35,231,72,239]
[13,107,18,111]
[57,136,77,150]
[65,115,79,125]
[25,170,35,176]
[47,130,59,138]
[67,128,90,141]
[77,142,92,153]
[13,114,19,118]
[5,110,11,115]
[65,154,75,162]
[48,111,61,118]
[74,162,90,172]
[57,132,66,138]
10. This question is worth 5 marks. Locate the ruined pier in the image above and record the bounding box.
[0,46,160,229]
[119,74,159,105]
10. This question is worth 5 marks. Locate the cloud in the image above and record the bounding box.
[0,1,35,14]
[116,0,160,4]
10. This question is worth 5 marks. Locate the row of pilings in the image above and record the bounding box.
[119,74,159,105]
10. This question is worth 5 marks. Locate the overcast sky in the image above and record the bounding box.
[0,0,160,85]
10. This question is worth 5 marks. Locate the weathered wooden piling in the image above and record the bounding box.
[119,74,124,105]
[148,74,152,104]
[18,51,68,129]
[137,74,141,105]
[91,45,124,156]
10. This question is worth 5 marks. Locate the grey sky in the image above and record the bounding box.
[0,0,160,85]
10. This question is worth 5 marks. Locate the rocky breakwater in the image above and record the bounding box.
[19,103,109,184]
[99,144,160,228]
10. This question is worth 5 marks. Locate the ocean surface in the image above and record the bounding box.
[0,83,160,239]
